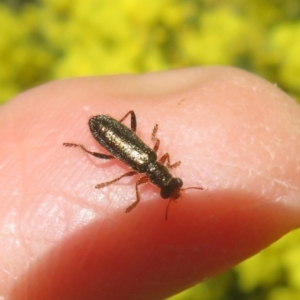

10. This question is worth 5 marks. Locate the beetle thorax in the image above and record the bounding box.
[146,162,173,187]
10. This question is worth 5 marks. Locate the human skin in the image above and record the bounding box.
[1,66,300,300]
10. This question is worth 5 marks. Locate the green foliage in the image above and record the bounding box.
[168,229,300,300]
[1,1,300,298]
[0,2,55,101]
[1,0,300,102]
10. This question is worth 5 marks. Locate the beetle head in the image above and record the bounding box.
[160,178,183,199]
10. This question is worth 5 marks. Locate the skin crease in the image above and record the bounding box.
[0,67,300,300]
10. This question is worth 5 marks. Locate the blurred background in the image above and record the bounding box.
[1,0,300,299]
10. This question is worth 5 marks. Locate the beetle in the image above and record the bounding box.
[63,110,203,219]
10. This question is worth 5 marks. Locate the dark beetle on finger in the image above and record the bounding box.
[63,110,203,219]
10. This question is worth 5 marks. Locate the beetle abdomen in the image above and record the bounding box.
[89,115,156,171]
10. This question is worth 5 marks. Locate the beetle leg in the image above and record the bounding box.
[159,153,181,169]
[151,126,179,170]
[63,143,114,159]
[125,176,149,213]
[95,171,138,189]
[151,124,160,153]
[118,110,137,132]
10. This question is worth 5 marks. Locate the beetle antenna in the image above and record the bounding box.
[165,195,181,220]
[165,199,172,220]
[165,187,202,220]
[181,186,203,191]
